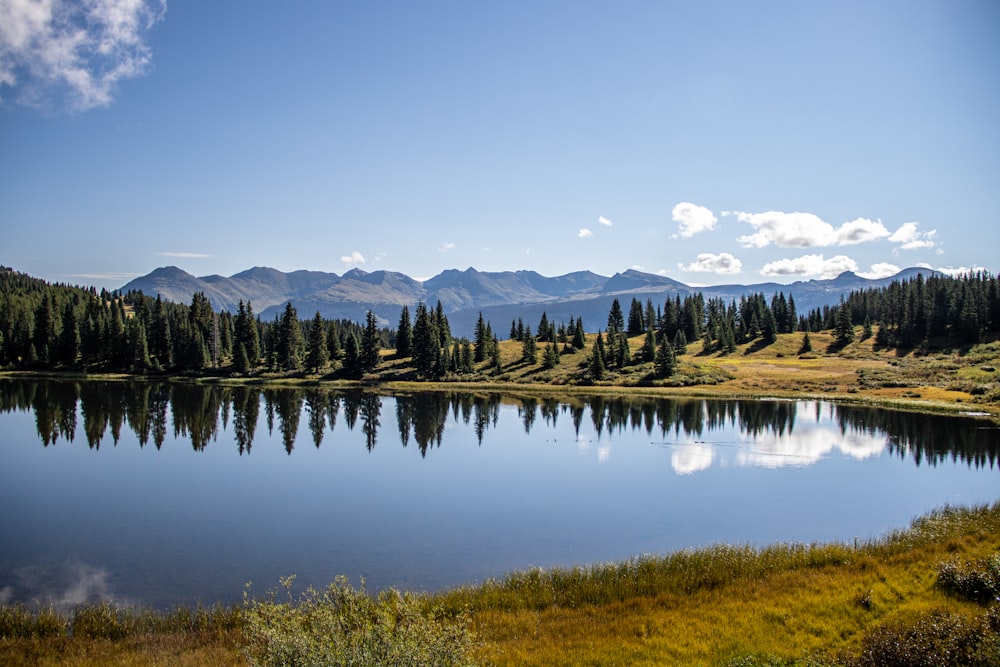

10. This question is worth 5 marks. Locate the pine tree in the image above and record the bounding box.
[799,330,813,354]
[490,336,503,374]
[58,301,80,367]
[673,329,687,355]
[277,301,304,371]
[234,300,260,369]
[537,312,550,343]
[521,326,537,364]
[572,317,586,349]
[641,327,656,362]
[396,305,413,358]
[361,310,381,373]
[412,302,439,377]
[588,333,606,381]
[473,312,488,362]
[654,336,676,378]
[542,341,559,369]
[835,296,855,347]
[608,298,625,334]
[307,311,329,373]
[343,332,361,377]
[627,298,645,336]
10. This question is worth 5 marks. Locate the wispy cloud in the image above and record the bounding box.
[888,222,937,250]
[671,202,717,238]
[759,253,858,279]
[157,251,212,258]
[733,211,890,248]
[0,0,166,111]
[341,250,365,266]
[68,272,139,282]
[678,252,742,275]
[598,215,613,226]
[577,228,593,238]
[438,242,455,252]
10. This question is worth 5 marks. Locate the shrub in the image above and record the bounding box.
[937,554,1000,604]
[851,608,1000,667]
[242,576,478,667]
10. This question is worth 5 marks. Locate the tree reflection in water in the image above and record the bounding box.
[1,378,997,471]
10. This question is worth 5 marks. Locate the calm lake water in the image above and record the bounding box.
[0,379,997,610]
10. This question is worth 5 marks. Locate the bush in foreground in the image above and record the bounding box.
[242,576,478,667]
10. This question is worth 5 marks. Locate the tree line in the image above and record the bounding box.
[1,266,997,380]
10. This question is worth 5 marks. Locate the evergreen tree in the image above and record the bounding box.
[627,298,645,336]
[326,321,342,361]
[361,310,381,373]
[58,301,80,367]
[588,333,606,381]
[412,303,439,377]
[673,329,688,355]
[489,336,502,374]
[343,332,361,377]
[473,312,488,362]
[396,305,413,358]
[799,330,813,354]
[835,296,855,347]
[654,336,676,378]
[307,311,329,373]
[277,301,304,371]
[641,327,656,362]
[607,298,625,334]
[537,312,550,343]
[234,343,251,374]
[542,340,559,369]
[129,317,151,372]
[521,326,537,364]
[572,317,586,349]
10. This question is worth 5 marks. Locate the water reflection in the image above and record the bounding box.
[1,379,997,472]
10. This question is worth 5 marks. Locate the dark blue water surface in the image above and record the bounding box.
[0,379,996,609]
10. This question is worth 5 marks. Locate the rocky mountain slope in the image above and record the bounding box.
[120,266,936,336]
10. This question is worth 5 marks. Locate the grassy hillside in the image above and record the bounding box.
[325,326,1000,417]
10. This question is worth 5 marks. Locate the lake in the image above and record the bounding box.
[0,379,996,610]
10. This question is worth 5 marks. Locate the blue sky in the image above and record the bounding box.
[2,1,998,290]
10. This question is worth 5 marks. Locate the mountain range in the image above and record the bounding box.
[120,266,937,337]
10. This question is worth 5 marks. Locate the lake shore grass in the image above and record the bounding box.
[2,503,998,666]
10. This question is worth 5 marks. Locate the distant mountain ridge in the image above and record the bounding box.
[119,266,938,337]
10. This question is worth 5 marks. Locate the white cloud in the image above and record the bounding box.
[0,0,166,111]
[857,262,901,279]
[577,228,593,238]
[598,215,613,226]
[631,264,645,271]
[671,202,717,238]
[157,251,212,258]
[937,265,987,277]
[888,222,937,250]
[759,254,858,279]
[438,242,455,252]
[733,211,890,248]
[836,217,891,245]
[341,250,365,266]
[678,252,743,275]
